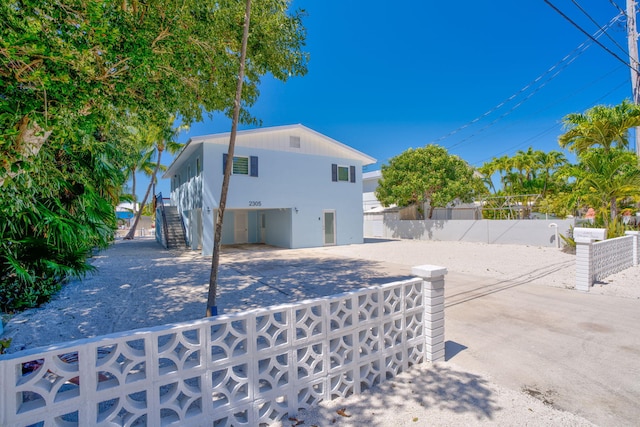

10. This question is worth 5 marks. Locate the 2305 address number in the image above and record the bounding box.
[249,201,262,207]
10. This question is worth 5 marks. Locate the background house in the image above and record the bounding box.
[362,170,481,220]
[363,170,383,212]
[162,124,376,255]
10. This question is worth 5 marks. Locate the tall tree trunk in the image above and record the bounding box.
[206,0,252,317]
[124,147,163,240]
[611,197,618,223]
[131,167,137,213]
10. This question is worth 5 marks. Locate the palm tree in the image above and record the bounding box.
[124,121,183,240]
[480,148,569,219]
[123,149,157,215]
[566,148,640,224]
[559,100,640,155]
[535,150,567,197]
[513,148,537,183]
[478,162,498,194]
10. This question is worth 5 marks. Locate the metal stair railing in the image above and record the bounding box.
[156,193,170,249]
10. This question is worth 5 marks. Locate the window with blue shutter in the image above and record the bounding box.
[223,153,258,177]
[332,163,357,183]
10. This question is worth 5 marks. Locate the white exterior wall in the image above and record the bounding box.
[200,143,363,251]
[170,144,204,210]
[169,145,204,248]
[166,125,373,255]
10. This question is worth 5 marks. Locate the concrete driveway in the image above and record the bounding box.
[3,237,639,426]
[443,270,640,426]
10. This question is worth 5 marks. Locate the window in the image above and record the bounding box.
[196,158,201,175]
[290,136,301,148]
[233,156,249,175]
[331,164,356,183]
[337,166,349,181]
[223,154,259,177]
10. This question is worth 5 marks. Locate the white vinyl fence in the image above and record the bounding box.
[0,266,446,427]
[575,231,640,291]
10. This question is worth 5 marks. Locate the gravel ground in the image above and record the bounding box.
[3,237,638,426]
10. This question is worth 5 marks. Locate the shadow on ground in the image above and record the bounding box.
[221,256,412,313]
[3,239,412,352]
[294,363,500,426]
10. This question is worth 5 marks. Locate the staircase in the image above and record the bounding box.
[163,206,187,249]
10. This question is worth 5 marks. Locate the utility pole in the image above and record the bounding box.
[627,0,640,156]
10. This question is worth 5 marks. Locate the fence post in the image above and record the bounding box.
[625,231,640,266]
[412,264,447,362]
[575,238,594,292]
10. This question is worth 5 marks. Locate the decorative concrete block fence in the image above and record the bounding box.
[575,231,639,292]
[0,265,447,427]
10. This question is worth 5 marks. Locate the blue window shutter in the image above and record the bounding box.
[222,153,228,174]
[350,165,356,183]
[331,164,338,182]
[250,156,258,177]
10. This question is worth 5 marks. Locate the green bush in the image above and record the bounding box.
[0,135,121,312]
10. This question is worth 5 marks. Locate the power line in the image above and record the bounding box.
[608,0,627,16]
[445,48,588,151]
[428,39,591,146]
[471,125,562,167]
[570,0,628,57]
[544,1,637,73]
[431,13,621,149]
[471,66,625,164]
[470,79,628,166]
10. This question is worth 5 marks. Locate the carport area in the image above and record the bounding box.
[3,238,639,425]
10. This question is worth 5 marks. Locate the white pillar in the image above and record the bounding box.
[575,238,594,292]
[625,231,640,266]
[412,264,447,362]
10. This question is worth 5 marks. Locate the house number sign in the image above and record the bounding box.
[249,201,262,207]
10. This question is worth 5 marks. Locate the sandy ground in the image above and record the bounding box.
[283,362,596,427]
[2,237,639,426]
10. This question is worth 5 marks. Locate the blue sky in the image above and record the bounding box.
[143,0,634,198]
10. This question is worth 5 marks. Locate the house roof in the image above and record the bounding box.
[163,124,376,178]
[363,170,382,181]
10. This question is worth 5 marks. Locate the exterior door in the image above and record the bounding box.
[234,211,249,243]
[323,210,336,245]
[259,213,266,243]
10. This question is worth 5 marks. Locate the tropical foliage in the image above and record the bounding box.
[478,148,569,219]
[0,0,307,312]
[558,101,640,228]
[0,125,125,310]
[558,100,640,154]
[478,101,640,232]
[557,148,640,227]
[123,119,184,240]
[479,148,568,195]
[375,145,486,219]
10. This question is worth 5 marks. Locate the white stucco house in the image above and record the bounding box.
[162,124,376,255]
